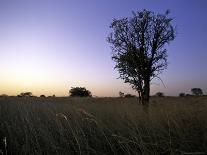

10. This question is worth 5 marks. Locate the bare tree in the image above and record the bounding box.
[108,9,176,106]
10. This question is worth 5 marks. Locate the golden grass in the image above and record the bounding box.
[0,96,207,154]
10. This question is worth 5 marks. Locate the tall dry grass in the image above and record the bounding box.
[0,96,207,154]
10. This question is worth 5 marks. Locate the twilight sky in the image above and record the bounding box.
[0,0,207,97]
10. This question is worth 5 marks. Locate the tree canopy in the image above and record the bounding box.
[69,87,92,97]
[18,92,33,97]
[108,9,176,105]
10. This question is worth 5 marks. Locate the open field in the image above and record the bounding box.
[0,97,207,155]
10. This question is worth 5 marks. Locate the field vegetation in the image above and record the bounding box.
[0,97,207,154]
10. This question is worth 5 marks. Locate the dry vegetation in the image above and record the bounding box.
[0,97,207,154]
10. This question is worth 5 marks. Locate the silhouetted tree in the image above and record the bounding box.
[179,93,185,97]
[155,92,164,97]
[19,92,33,97]
[108,9,176,106]
[47,95,55,97]
[191,88,203,96]
[69,87,92,97]
[0,94,8,97]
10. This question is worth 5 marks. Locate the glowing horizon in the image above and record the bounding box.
[0,0,207,97]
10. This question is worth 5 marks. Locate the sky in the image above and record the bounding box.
[0,0,207,97]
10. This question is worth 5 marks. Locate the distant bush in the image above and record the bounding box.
[155,92,164,97]
[47,95,55,97]
[40,95,46,98]
[124,94,136,98]
[18,92,33,97]
[119,91,125,97]
[69,87,92,97]
[179,93,185,97]
[0,94,8,97]
[191,88,203,96]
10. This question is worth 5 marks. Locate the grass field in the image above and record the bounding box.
[0,96,207,155]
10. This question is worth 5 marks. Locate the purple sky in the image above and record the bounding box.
[0,0,207,96]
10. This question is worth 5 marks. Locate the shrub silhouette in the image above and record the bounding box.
[179,93,185,97]
[155,92,164,97]
[40,95,46,97]
[47,95,55,97]
[18,92,33,97]
[124,94,136,98]
[191,88,203,96]
[0,94,8,97]
[69,87,92,97]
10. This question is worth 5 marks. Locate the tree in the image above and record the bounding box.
[191,88,203,96]
[19,92,33,97]
[179,93,185,97]
[69,87,92,97]
[107,9,175,105]
[0,94,8,97]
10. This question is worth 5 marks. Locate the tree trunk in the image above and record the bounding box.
[138,90,141,103]
[140,78,150,105]
[144,78,150,104]
[140,78,150,113]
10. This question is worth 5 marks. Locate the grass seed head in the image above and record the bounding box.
[56,113,68,120]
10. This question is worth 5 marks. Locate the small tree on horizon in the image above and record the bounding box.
[191,88,203,96]
[0,94,8,97]
[69,87,92,97]
[108,9,176,106]
[19,92,33,97]
[40,95,46,97]
[179,93,185,97]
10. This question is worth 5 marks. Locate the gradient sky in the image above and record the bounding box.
[0,0,207,97]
